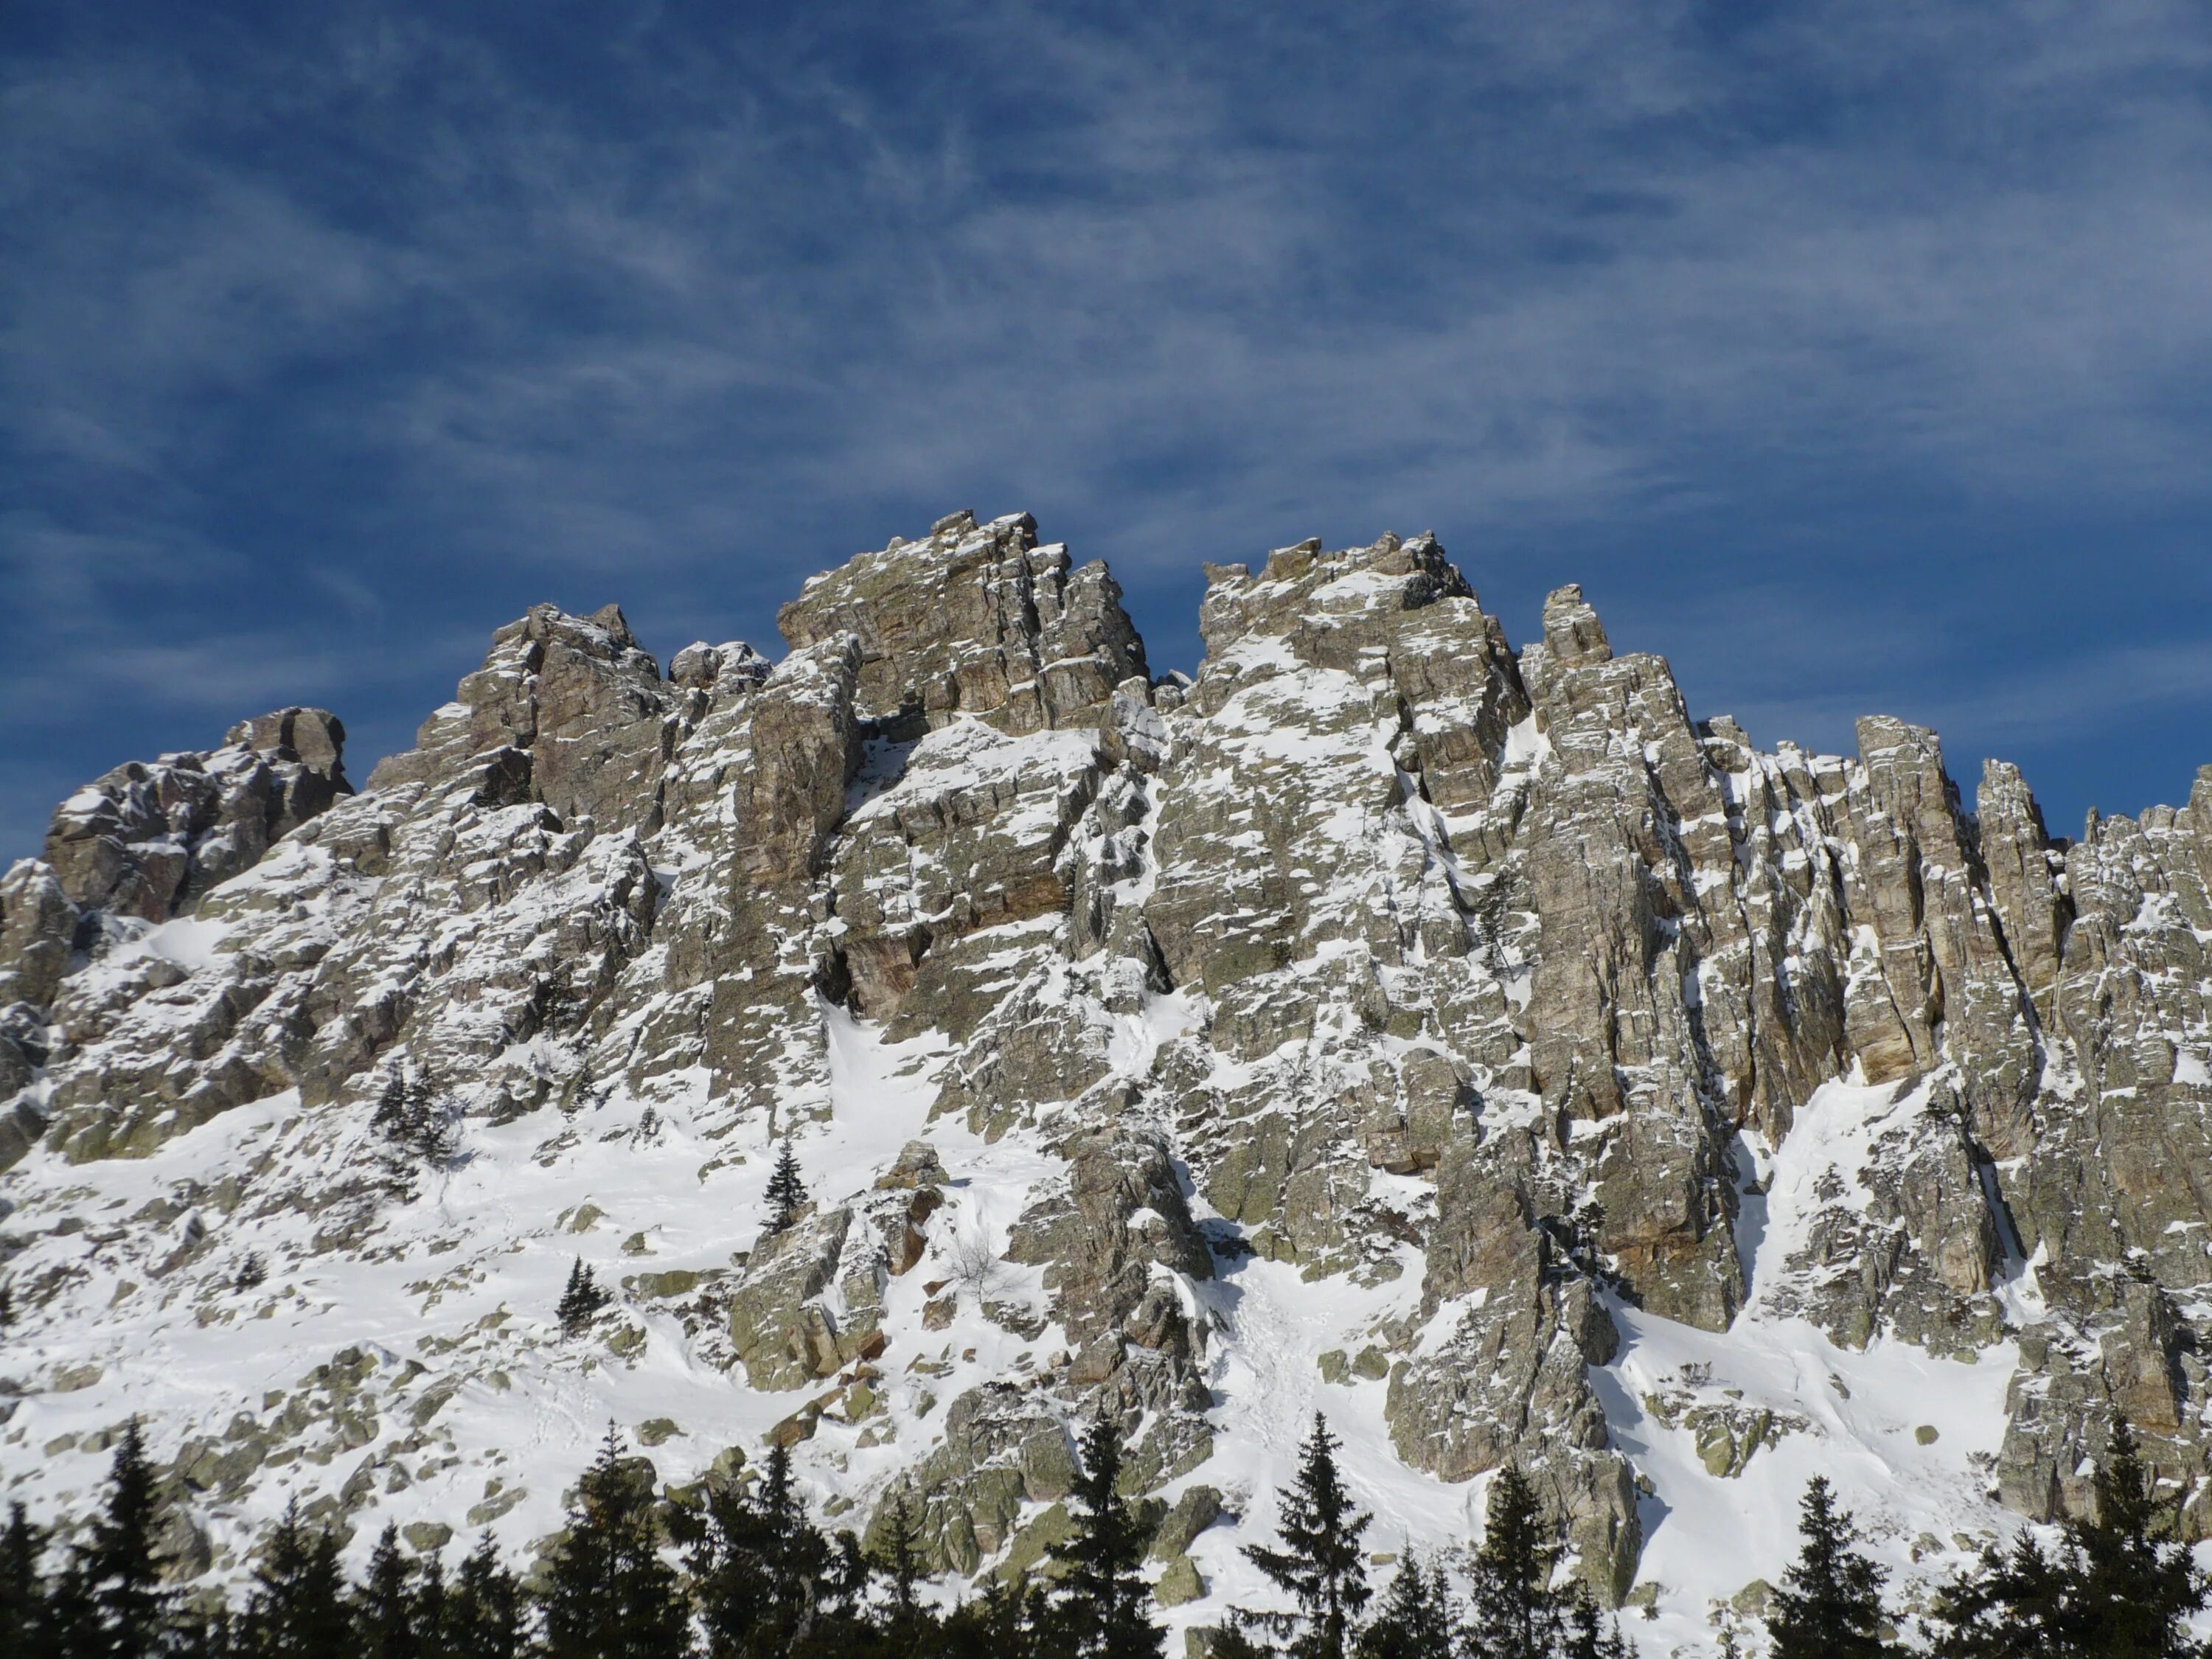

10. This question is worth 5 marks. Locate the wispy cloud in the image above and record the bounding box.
[2,0,2209,857]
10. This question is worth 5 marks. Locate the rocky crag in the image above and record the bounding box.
[2,511,2208,1648]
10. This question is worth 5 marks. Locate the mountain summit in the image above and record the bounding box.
[4,512,2209,1649]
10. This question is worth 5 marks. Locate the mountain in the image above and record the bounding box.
[2,509,2208,1652]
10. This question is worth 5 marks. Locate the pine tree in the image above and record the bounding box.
[1926,1531,2070,1658]
[355,1523,424,1659]
[1354,1551,1452,1659]
[941,1575,1046,1658]
[372,1074,457,1169]
[2071,1419,2211,1656]
[1242,1413,1373,1659]
[66,1416,175,1659]
[1,1502,55,1659]
[557,1258,611,1335]
[444,1536,524,1659]
[232,1253,267,1294]
[0,1281,14,1338]
[1927,1419,2212,1658]
[1559,1584,1632,1659]
[869,1491,931,1645]
[1767,1476,1893,1659]
[237,1501,351,1658]
[169,1601,238,1659]
[538,1425,692,1659]
[1206,1617,1276,1659]
[1045,1414,1160,1659]
[765,1142,808,1234]
[1465,1465,1564,1659]
[414,1551,447,1652]
[692,1438,836,1658]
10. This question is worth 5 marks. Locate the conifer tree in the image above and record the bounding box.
[557,1258,610,1335]
[869,1491,931,1645]
[372,1074,457,1173]
[1767,1476,1893,1659]
[1206,1618,1276,1659]
[941,1575,1046,1658]
[237,1501,351,1658]
[168,1601,237,1659]
[1242,1413,1373,1659]
[2071,1419,2211,1656]
[0,1281,14,1338]
[692,1438,837,1658]
[44,1556,97,1659]
[66,1416,175,1659]
[1927,1419,2212,1658]
[355,1523,424,1659]
[1,1502,55,1659]
[445,1536,524,1659]
[1354,1550,1452,1659]
[1046,1414,1160,1658]
[1926,1531,2068,1658]
[765,1142,808,1234]
[538,1425,691,1659]
[1465,1465,1565,1659]
[1559,1584,1632,1659]
[414,1551,447,1652]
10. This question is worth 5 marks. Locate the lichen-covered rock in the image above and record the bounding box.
[863,1383,1079,1575]
[1005,1126,1211,1347]
[10,506,2212,1618]
[1387,1133,1639,1601]
[1753,1077,2004,1358]
[779,509,1147,736]
[44,706,352,927]
[726,1208,864,1389]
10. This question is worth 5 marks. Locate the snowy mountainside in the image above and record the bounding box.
[3,509,2211,1653]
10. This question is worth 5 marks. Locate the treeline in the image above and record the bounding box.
[4,1414,2208,1658]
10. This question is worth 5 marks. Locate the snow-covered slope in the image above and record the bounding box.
[4,510,2212,1653]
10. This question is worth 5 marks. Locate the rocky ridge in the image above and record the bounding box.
[1,509,2208,1650]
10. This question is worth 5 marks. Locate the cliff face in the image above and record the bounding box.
[2,510,2208,1642]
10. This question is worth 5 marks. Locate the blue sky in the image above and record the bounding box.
[4,1,2209,858]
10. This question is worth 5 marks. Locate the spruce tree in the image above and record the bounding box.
[1354,1551,1452,1659]
[69,1416,175,1659]
[537,1425,691,1659]
[168,1601,238,1659]
[1926,1531,2069,1658]
[1045,1414,1160,1659]
[1767,1476,1893,1659]
[869,1491,931,1645]
[557,1258,610,1335]
[355,1523,424,1659]
[692,1438,836,1658]
[1465,1464,1564,1659]
[765,1143,808,1234]
[1242,1413,1373,1659]
[445,1536,524,1659]
[2071,1419,2211,1656]
[372,1074,457,1180]
[1,1502,54,1659]
[1559,1584,1632,1659]
[414,1551,447,1652]
[237,1501,351,1658]
[44,1557,97,1659]
[941,1575,1046,1658]
[1928,1419,2212,1658]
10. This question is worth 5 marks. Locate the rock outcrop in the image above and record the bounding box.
[4,512,2211,1636]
